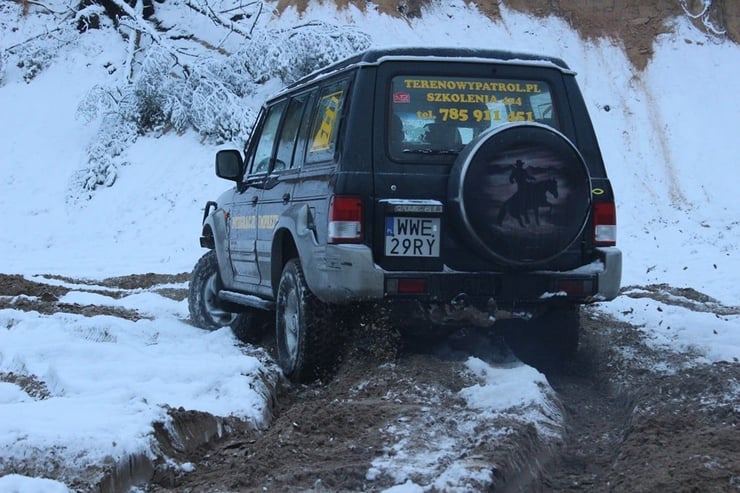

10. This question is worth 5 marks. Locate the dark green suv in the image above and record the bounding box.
[188,47,622,382]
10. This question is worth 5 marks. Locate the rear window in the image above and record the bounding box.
[389,75,558,160]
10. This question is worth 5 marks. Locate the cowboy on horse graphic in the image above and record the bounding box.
[497,159,558,227]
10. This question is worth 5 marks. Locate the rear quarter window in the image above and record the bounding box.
[306,79,350,164]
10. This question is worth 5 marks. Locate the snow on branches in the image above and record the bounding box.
[2,0,371,200]
[60,0,370,200]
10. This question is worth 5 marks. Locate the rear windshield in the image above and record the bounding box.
[389,75,558,160]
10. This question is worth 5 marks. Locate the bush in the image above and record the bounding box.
[73,18,371,198]
[5,1,372,199]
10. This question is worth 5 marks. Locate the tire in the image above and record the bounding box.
[448,123,592,266]
[502,305,580,371]
[275,258,337,383]
[231,310,272,344]
[188,250,236,331]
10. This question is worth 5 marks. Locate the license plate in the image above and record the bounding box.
[385,217,440,257]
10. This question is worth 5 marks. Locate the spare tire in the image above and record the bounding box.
[448,123,591,266]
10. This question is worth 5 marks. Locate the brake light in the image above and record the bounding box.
[386,278,428,294]
[555,279,594,297]
[593,201,617,246]
[328,196,363,243]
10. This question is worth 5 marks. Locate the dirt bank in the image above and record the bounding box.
[275,0,739,70]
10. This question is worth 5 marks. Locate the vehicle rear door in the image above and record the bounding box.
[374,62,577,272]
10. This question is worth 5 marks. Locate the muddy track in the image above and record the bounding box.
[528,316,641,491]
[538,352,635,490]
[1,274,738,491]
[147,338,554,492]
[528,309,740,492]
[147,306,740,492]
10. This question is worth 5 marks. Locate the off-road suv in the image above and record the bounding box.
[188,47,622,382]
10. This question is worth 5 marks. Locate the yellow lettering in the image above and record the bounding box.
[259,215,279,229]
[231,215,257,229]
[424,93,500,104]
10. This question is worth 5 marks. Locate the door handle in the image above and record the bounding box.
[282,193,290,204]
[251,195,259,206]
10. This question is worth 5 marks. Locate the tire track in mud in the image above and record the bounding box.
[516,301,740,492]
[529,321,636,492]
[146,329,563,492]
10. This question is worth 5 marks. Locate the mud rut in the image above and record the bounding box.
[1,274,738,492]
[148,296,740,492]
[535,352,635,491]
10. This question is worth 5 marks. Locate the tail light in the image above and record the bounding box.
[593,201,617,246]
[328,196,363,244]
[386,278,428,294]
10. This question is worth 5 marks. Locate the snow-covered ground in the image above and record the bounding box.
[1,2,738,491]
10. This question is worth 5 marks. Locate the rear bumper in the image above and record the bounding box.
[309,244,622,307]
[592,246,622,301]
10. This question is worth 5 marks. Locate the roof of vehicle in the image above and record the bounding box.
[278,47,574,95]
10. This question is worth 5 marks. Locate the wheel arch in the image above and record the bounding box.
[202,208,234,288]
[270,204,319,298]
[271,227,299,298]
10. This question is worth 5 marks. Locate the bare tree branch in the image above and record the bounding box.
[250,2,263,36]
[3,26,63,53]
[183,0,257,40]
[218,1,261,15]
[21,0,64,15]
[108,0,168,46]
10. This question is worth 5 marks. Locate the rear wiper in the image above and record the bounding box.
[401,148,460,155]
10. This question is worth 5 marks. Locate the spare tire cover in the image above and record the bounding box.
[448,123,591,265]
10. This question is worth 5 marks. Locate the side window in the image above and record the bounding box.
[274,93,311,171]
[248,100,288,174]
[291,91,316,170]
[306,79,349,164]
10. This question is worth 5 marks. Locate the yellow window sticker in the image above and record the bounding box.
[310,90,344,153]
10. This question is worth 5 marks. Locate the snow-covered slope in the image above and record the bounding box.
[0,1,738,491]
[1,3,737,301]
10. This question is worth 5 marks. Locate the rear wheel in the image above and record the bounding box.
[275,259,338,383]
[188,250,236,331]
[502,305,580,371]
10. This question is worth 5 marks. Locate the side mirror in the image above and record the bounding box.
[215,150,243,181]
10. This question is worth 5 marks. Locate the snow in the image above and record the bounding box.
[461,358,560,433]
[0,475,72,493]
[600,288,740,364]
[0,299,271,485]
[1,0,738,491]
